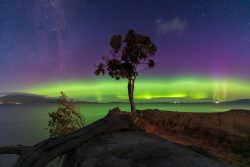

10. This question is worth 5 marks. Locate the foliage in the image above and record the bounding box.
[46,92,85,138]
[95,29,157,80]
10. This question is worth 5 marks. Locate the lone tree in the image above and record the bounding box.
[46,92,85,138]
[95,29,157,112]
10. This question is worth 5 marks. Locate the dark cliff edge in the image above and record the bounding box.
[132,109,250,167]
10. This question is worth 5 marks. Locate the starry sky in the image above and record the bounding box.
[0,0,250,101]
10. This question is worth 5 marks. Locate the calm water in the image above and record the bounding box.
[0,102,250,166]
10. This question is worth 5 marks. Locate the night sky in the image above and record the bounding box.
[0,0,250,101]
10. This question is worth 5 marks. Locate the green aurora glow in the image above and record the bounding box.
[22,76,250,102]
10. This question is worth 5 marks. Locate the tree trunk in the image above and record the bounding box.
[128,78,136,112]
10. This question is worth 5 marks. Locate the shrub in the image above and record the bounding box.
[46,92,85,138]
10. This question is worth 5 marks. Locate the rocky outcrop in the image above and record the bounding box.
[63,130,230,167]
[132,109,250,166]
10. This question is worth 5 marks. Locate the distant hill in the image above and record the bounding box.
[223,99,250,104]
[1,92,250,104]
[0,93,99,104]
[0,93,56,104]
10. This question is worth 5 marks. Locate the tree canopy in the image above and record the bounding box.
[95,29,157,80]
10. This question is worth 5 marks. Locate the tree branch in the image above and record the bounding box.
[0,145,31,155]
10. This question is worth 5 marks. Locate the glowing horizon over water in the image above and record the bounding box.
[21,76,250,102]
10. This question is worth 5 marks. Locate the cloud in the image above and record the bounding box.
[156,17,187,34]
